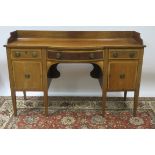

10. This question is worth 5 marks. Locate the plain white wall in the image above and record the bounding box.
[0,26,155,97]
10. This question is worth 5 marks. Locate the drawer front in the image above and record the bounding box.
[109,49,139,59]
[11,49,42,59]
[48,50,104,61]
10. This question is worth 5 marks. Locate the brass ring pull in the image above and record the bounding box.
[129,52,135,58]
[15,52,21,57]
[89,53,95,59]
[113,52,118,58]
[56,52,61,59]
[120,73,125,79]
[25,74,30,79]
[32,52,38,58]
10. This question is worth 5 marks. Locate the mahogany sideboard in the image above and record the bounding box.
[4,30,145,116]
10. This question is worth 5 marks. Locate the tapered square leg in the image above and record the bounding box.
[102,92,106,117]
[133,90,139,117]
[23,91,26,100]
[101,51,108,117]
[44,90,48,116]
[124,91,127,101]
[11,89,17,116]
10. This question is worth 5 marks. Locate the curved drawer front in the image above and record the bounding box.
[109,49,139,59]
[47,50,104,61]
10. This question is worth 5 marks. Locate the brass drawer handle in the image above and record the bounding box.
[113,52,118,58]
[25,74,30,79]
[56,52,61,59]
[89,53,95,59]
[120,73,125,79]
[129,52,136,58]
[15,52,21,57]
[32,52,38,58]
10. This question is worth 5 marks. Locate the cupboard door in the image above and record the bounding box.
[108,61,138,90]
[12,61,42,90]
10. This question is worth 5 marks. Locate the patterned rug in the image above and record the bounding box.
[0,97,155,129]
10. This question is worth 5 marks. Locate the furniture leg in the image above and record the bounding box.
[124,91,127,101]
[42,49,49,116]
[44,90,48,116]
[102,51,108,117]
[23,91,26,100]
[102,90,106,116]
[133,90,139,117]
[11,89,17,116]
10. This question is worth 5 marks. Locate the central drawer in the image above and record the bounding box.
[47,50,104,61]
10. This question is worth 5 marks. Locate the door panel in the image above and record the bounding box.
[108,61,138,90]
[12,61,42,90]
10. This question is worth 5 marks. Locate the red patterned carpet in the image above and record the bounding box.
[0,97,155,129]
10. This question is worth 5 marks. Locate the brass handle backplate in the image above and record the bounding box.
[56,52,61,59]
[89,53,95,59]
[25,74,30,79]
[120,73,125,79]
[129,52,136,58]
[15,52,21,57]
[32,51,38,58]
[113,52,118,58]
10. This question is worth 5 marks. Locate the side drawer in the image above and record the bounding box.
[11,49,42,59]
[47,50,104,61]
[109,49,139,59]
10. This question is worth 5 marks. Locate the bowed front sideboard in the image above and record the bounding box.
[4,30,145,116]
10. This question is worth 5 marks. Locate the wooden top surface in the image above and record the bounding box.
[5,30,145,49]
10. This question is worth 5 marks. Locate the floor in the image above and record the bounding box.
[0,96,155,129]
